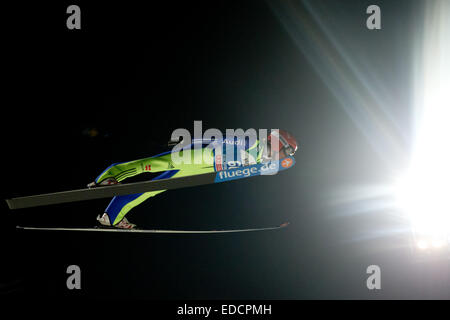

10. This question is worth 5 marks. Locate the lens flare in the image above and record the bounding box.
[396,0,450,250]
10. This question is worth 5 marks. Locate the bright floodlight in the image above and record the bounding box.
[395,0,450,250]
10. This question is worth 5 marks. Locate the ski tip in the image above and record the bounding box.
[5,199,14,210]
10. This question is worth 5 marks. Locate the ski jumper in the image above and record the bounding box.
[94,139,263,225]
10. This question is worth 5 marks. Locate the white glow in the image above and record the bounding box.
[416,240,429,250]
[431,239,445,249]
[395,0,450,249]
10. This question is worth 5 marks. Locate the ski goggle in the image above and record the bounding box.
[270,131,296,156]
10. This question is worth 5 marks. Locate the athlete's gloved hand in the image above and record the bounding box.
[87,177,120,188]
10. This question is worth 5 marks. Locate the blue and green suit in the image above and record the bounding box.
[94,138,264,225]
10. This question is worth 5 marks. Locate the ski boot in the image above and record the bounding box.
[96,213,137,229]
[87,177,120,189]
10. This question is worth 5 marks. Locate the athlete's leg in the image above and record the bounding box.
[105,170,178,225]
[99,148,215,226]
[106,165,216,225]
[94,152,175,184]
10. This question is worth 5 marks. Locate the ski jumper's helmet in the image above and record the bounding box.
[267,129,298,156]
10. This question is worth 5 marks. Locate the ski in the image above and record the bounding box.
[6,156,295,210]
[6,172,217,210]
[16,222,290,234]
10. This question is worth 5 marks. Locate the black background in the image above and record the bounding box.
[2,0,450,301]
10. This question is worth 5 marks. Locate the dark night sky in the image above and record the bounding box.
[2,0,450,299]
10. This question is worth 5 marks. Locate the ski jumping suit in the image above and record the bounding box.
[94,139,264,225]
